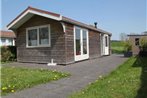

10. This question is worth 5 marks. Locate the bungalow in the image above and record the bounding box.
[128,32,147,55]
[0,30,16,46]
[7,6,111,65]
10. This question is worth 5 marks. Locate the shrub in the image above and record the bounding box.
[140,37,147,51]
[1,46,16,62]
[124,40,132,52]
[139,37,147,57]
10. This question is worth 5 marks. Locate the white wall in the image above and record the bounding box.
[0,38,15,46]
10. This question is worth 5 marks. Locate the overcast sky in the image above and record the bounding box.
[1,0,146,40]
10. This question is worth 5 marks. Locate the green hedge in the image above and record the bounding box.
[1,46,16,62]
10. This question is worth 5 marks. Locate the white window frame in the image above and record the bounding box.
[103,34,109,55]
[26,24,51,48]
[74,26,89,61]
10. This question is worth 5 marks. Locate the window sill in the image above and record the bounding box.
[26,45,51,48]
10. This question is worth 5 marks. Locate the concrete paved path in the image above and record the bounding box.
[2,54,128,98]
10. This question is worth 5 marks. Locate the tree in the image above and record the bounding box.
[120,33,127,41]
[140,37,147,51]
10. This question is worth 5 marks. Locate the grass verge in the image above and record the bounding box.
[1,61,14,64]
[69,57,147,98]
[1,66,70,95]
[111,41,125,54]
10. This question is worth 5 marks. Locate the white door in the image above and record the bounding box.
[103,34,109,55]
[74,27,89,61]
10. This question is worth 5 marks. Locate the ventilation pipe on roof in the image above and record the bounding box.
[94,22,97,28]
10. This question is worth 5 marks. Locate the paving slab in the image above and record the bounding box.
[2,54,128,98]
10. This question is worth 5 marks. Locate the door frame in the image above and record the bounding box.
[74,26,89,61]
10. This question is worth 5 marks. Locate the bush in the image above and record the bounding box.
[139,37,147,57]
[139,51,147,57]
[140,37,147,51]
[1,46,16,62]
[124,40,132,52]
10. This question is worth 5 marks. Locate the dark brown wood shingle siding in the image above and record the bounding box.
[16,15,66,64]
[64,22,75,64]
[89,30,101,58]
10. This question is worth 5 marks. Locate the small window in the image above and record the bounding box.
[105,36,108,47]
[135,38,140,46]
[26,25,50,47]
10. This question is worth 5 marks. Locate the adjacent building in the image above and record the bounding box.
[0,30,16,46]
[128,32,147,55]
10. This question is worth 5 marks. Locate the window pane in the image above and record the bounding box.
[105,36,108,47]
[83,30,87,54]
[39,27,49,45]
[75,28,81,55]
[1,38,5,43]
[8,38,13,45]
[135,38,140,46]
[28,29,37,46]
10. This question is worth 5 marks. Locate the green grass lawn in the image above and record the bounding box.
[69,57,147,98]
[1,66,70,95]
[111,41,125,54]
[1,61,14,64]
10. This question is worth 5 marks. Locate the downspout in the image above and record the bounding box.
[60,22,67,64]
[48,20,66,65]
[61,22,66,33]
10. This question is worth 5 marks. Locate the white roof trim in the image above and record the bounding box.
[8,9,62,29]
[28,10,62,21]
[7,10,30,29]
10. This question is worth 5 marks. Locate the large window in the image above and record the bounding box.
[26,25,50,47]
[75,28,81,55]
[83,30,87,54]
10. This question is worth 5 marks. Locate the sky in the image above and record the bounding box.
[1,0,147,40]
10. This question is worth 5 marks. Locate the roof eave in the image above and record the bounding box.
[7,6,112,35]
[62,19,112,35]
[128,34,147,36]
[7,8,62,30]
